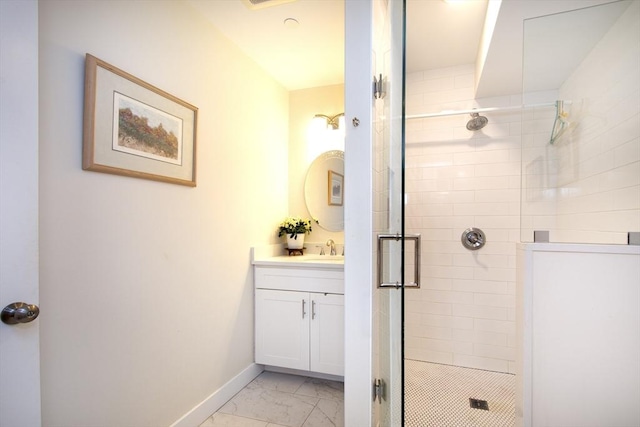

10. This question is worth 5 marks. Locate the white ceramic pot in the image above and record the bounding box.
[286,233,305,249]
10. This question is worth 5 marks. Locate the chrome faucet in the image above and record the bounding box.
[326,239,336,256]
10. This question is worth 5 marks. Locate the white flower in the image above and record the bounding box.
[277,216,316,238]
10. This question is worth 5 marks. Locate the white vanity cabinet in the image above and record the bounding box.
[254,264,344,377]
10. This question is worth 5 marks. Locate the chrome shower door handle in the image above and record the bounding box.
[377,233,421,289]
[404,234,421,289]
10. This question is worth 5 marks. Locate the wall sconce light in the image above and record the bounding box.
[313,113,345,130]
[307,112,346,163]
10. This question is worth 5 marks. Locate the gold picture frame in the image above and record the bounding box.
[83,54,198,186]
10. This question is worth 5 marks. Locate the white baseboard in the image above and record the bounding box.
[170,363,264,427]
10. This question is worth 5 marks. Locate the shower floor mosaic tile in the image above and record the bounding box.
[405,359,516,427]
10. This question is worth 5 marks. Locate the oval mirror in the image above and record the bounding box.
[304,150,344,232]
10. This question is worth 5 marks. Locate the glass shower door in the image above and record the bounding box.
[344,0,405,424]
[373,0,406,425]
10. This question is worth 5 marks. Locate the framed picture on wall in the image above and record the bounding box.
[82,54,198,186]
[328,170,343,206]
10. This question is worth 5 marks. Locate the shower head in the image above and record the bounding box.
[466,112,488,131]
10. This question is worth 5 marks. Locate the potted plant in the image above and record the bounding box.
[277,217,315,249]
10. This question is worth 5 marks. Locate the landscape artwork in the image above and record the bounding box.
[113,92,183,165]
[83,54,197,186]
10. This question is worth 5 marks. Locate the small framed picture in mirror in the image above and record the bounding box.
[328,170,344,206]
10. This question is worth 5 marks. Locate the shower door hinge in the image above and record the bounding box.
[373,378,386,403]
[373,74,386,100]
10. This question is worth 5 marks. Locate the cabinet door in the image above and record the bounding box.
[310,293,344,376]
[255,289,310,371]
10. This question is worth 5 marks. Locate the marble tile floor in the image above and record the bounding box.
[200,361,514,427]
[200,371,344,427]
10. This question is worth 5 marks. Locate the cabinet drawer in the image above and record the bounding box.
[255,267,344,294]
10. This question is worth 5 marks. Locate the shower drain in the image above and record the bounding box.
[469,398,489,411]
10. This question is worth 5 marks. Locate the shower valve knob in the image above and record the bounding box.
[461,228,486,250]
[467,232,481,244]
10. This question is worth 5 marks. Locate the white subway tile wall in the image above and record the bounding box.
[404,1,639,376]
[404,64,519,374]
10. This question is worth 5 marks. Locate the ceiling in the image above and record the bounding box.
[475,0,630,97]
[187,0,626,96]
[405,0,488,74]
[187,0,345,91]
[187,0,488,91]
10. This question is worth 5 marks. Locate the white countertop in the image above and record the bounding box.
[251,244,344,270]
[252,254,344,270]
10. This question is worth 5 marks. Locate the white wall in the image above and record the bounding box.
[38,1,289,425]
[404,64,520,373]
[344,0,375,424]
[521,1,640,244]
[288,85,345,246]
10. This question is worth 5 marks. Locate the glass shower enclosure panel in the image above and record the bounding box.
[521,0,640,245]
[373,0,405,425]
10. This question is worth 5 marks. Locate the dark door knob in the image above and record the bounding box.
[1,302,40,325]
